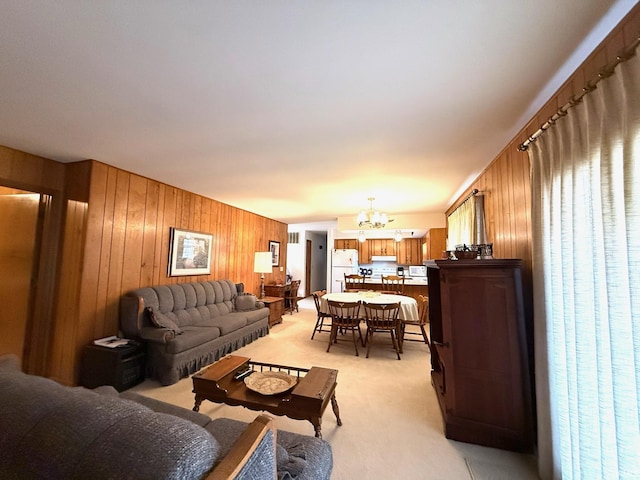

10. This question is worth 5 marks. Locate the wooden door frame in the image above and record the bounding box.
[305,239,311,298]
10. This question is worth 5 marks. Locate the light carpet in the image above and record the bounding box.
[129,297,539,479]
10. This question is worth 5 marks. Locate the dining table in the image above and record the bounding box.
[320,291,419,321]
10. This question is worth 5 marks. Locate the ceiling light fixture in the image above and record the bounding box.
[357,197,394,229]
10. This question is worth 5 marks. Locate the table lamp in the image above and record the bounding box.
[254,252,272,298]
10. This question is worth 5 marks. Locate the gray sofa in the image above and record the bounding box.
[120,280,270,385]
[0,354,333,479]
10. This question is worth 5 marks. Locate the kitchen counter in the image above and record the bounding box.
[358,278,428,302]
[363,277,428,286]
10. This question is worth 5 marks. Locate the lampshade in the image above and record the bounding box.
[254,252,272,273]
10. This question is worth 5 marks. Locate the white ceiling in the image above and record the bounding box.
[0,1,635,230]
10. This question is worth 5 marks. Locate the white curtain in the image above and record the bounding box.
[447,195,476,249]
[447,194,487,249]
[529,48,640,480]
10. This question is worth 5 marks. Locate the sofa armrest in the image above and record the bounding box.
[207,414,277,480]
[138,326,176,344]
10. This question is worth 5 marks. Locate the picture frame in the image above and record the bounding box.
[168,227,213,277]
[268,240,280,267]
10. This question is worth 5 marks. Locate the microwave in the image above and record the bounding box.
[408,265,427,277]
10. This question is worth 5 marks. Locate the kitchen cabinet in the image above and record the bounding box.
[423,228,446,260]
[397,238,422,265]
[334,239,358,250]
[358,239,370,263]
[357,238,395,263]
[427,259,534,452]
[369,238,396,257]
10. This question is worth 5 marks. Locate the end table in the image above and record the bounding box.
[260,296,284,327]
[81,341,145,391]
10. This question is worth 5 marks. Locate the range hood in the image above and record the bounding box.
[370,255,397,262]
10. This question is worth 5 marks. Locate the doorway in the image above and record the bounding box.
[0,187,42,362]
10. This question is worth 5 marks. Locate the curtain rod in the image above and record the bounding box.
[518,36,640,152]
[449,188,479,216]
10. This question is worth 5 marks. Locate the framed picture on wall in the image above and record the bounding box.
[269,240,280,267]
[168,228,213,276]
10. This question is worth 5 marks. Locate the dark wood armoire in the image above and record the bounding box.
[427,259,535,452]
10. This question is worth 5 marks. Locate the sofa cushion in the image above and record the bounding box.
[244,308,270,325]
[120,390,213,428]
[0,362,221,479]
[165,326,222,354]
[212,312,249,335]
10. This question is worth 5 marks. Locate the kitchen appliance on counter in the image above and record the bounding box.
[408,265,427,278]
[397,266,405,277]
[331,249,359,293]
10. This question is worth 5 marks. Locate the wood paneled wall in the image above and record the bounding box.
[0,146,65,193]
[1,150,287,385]
[46,160,287,384]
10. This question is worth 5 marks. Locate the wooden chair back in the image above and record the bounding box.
[312,289,327,314]
[327,300,362,326]
[417,294,429,325]
[362,302,401,329]
[344,274,366,292]
[311,290,330,339]
[362,301,402,359]
[399,294,430,353]
[381,275,405,294]
[285,280,301,314]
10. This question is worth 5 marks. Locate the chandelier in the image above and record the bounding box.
[357,197,394,229]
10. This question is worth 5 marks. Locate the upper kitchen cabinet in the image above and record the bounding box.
[369,238,396,257]
[358,239,370,263]
[397,238,422,265]
[334,239,358,250]
[423,228,446,260]
[357,238,395,263]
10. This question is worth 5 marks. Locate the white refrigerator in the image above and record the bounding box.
[331,249,359,293]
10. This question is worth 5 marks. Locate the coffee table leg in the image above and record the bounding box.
[331,393,343,426]
[193,395,203,412]
[311,417,323,439]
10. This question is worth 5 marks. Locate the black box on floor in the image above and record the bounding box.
[81,341,145,392]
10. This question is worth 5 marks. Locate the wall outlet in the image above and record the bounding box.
[280,266,283,271]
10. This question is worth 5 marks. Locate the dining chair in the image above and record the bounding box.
[362,301,402,360]
[381,275,405,294]
[327,300,364,356]
[399,294,430,353]
[343,274,366,292]
[311,290,331,339]
[284,280,301,314]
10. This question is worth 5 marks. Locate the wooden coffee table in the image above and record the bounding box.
[192,355,342,438]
